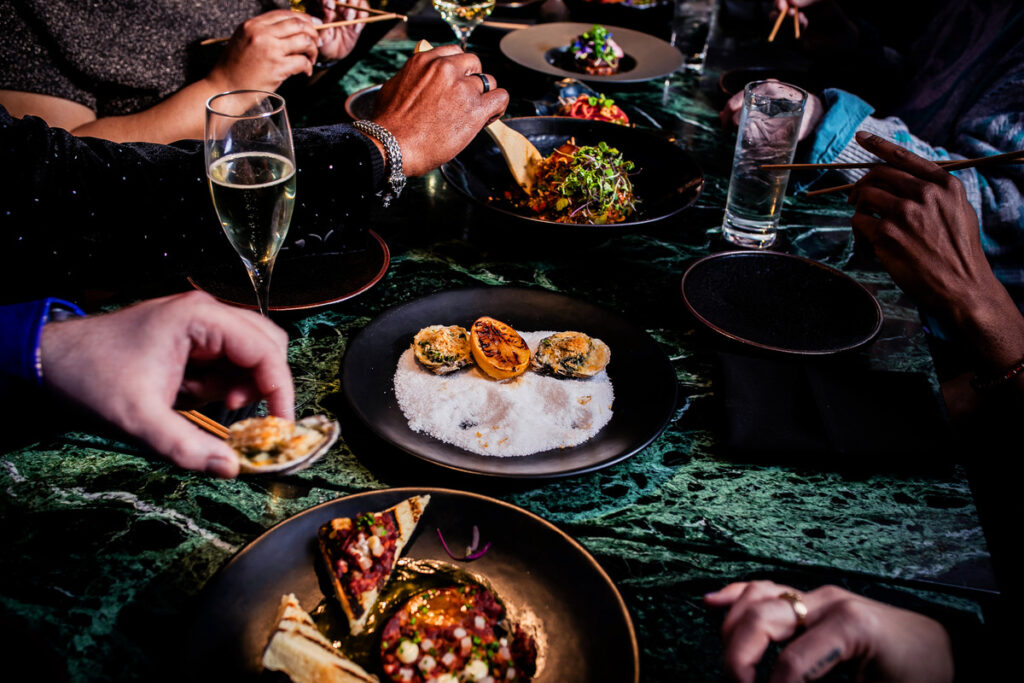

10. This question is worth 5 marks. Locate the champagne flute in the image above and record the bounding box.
[205,90,296,317]
[432,0,496,49]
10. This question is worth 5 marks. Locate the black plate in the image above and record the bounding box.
[681,251,883,355]
[500,22,683,83]
[188,229,389,312]
[183,488,639,682]
[342,287,677,477]
[440,117,703,229]
[344,83,381,121]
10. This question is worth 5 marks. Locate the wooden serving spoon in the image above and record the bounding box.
[415,40,542,193]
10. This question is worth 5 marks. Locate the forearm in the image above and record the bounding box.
[67,77,229,144]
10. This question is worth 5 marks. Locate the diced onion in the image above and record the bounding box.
[418,655,437,672]
[474,615,486,630]
[453,627,467,639]
[463,659,489,681]
[421,638,434,651]
[397,640,419,664]
[441,652,456,667]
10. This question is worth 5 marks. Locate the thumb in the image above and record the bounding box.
[134,405,241,478]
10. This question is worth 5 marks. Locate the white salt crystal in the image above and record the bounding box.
[393,331,614,457]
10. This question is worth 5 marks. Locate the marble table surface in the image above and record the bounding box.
[0,35,997,683]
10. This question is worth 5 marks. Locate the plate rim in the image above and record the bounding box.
[202,486,641,683]
[680,250,884,355]
[499,21,684,83]
[341,286,678,478]
[187,229,390,312]
[439,116,704,229]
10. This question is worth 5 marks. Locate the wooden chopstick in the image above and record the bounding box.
[767,9,787,42]
[481,20,529,30]
[793,10,801,39]
[199,12,405,46]
[178,410,231,439]
[802,149,1024,197]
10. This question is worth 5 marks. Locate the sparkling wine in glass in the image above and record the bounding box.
[433,0,496,49]
[205,90,296,316]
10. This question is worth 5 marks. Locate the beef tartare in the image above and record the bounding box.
[380,585,536,682]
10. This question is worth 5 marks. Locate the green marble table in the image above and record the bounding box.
[0,38,998,682]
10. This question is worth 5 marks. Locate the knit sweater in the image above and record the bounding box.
[0,0,283,116]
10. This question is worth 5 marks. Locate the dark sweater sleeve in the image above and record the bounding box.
[1,107,386,302]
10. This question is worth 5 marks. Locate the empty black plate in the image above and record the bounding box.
[188,229,389,312]
[681,251,883,354]
[440,117,703,229]
[342,287,677,477]
[183,488,639,682]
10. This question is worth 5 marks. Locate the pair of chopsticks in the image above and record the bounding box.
[768,8,801,42]
[178,410,230,439]
[761,149,1024,197]
[200,4,407,47]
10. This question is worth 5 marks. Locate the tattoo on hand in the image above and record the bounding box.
[805,647,841,678]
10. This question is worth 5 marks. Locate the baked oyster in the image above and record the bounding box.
[413,325,473,374]
[229,414,340,474]
[532,331,611,378]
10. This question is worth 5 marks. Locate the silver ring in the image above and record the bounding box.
[471,73,491,93]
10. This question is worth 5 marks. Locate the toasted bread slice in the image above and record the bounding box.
[262,593,378,683]
[318,495,430,635]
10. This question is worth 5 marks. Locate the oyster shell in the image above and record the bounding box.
[412,324,473,374]
[230,414,340,474]
[532,331,611,378]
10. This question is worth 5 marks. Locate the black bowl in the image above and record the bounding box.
[343,83,381,121]
[681,251,883,355]
[440,116,703,228]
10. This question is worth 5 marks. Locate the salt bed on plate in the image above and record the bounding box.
[393,331,614,456]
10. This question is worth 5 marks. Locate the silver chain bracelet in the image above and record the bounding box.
[353,120,406,208]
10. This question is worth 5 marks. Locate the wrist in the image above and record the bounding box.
[353,120,407,207]
[950,280,1024,373]
[0,299,85,388]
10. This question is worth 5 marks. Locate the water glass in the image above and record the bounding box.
[671,0,715,74]
[722,80,807,249]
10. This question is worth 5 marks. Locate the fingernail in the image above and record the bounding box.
[855,131,874,143]
[317,37,324,48]
[326,0,336,8]
[311,16,323,25]
[206,453,238,478]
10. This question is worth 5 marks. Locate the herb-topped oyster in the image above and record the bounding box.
[413,325,473,375]
[532,331,611,378]
[229,414,340,474]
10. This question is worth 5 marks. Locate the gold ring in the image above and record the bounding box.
[778,591,808,628]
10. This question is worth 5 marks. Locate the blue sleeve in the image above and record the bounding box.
[0,298,84,394]
[804,89,876,165]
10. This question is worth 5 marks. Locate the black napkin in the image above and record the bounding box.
[717,351,954,470]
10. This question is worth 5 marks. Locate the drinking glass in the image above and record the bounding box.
[671,0,716,74]
[432,0,496,49]
[205,91,296,316]
[722,80,807,249]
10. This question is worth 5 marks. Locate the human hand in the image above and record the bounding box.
[38,292,295,478]
[316,0,369,62]
[705,580,953,683]
[848,132,1007,324]
[772,0,821,30]
[210,10,320,93]
[371,45,509,176]
[720,82,822,141]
